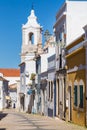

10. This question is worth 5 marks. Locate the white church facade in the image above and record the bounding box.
[19,9,43,113]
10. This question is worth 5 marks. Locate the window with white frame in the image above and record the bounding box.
[74,80,84,109]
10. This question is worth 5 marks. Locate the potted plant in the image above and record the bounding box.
[30,73,36,80]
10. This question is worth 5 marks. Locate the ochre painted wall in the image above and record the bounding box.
[66,48,86,126]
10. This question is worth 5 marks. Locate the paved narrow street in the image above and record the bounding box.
[0,109,87,130]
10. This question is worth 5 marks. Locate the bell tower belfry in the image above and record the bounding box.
[21,9,42,62]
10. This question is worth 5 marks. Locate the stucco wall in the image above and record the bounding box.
[66,47,86,126]
[66,1,87,45]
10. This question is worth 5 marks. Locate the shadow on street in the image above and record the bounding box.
[0,112,8,120]
[0,129,6,130]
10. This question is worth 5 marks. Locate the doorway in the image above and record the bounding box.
[56,79,59,116]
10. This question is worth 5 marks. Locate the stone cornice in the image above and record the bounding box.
[67,65,86,73]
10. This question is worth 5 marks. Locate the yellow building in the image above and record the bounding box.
[65,30,87,126]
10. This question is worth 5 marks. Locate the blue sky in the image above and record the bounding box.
[0,0,67,68]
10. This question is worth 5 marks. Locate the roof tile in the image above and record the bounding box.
[0,68,20,77]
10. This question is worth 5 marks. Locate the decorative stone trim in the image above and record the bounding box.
[67,65,86,73]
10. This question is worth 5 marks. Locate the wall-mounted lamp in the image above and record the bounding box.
[25,71,29,77]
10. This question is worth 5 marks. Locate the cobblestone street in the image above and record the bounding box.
[0,109,87,130]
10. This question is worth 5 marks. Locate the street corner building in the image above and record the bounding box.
[65,25,87,126]
[54,0,87,125]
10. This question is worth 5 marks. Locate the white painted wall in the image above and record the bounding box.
[5,77,20,85]
[41,53,47,73]
[16,80,20,111]
[0,81,3,110]
[25,54,36,85]
[23,54,36,112]
[9,91,17,108]
[0,80,8,110]
[66,1,87,45]
[41,47,55,73]
[54,1,87,45]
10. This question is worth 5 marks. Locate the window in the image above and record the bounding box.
[74,85,78,107]
[59,54,62,68]
[73,82,84,109]
[21,76,25,86]
[79,85,83,108]
[48,82,50,100]
[51,81,53,100]
[59,32,62,42]
[48,81,53,101]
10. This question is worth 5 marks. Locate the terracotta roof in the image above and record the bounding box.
[0,68,20,77]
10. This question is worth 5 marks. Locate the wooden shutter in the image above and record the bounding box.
[79,85,83,108]
[74,85,78,106]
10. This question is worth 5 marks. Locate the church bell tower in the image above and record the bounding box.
[19,9,43,112]
[21,9,43,62]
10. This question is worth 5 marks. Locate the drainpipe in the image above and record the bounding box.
[85,45,87,126]
[83,39,87,126]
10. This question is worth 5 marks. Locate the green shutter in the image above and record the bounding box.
[49,82,50,99]
[74,85,78,106]
[79,85,83,108]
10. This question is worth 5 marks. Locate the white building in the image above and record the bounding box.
[0,68,20,109]
[0,69,20,85]
[54,0,87,45]
[40,36,56,115]
[19,8,43,113]
[47,54,56,117]
[0,73,9,110]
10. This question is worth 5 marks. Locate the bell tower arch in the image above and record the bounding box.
[28,32,34,45]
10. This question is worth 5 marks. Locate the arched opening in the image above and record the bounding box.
[29,32,34,44]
